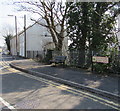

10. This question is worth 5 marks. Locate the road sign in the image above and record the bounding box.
[92,56,109,64]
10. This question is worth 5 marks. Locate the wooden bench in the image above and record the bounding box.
[50,56,67,65]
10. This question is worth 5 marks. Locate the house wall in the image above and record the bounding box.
[26,23,44,51]
[10,37,17,55]
[18,22,54,58]
[11,20,68,59]
[19,34,25,57]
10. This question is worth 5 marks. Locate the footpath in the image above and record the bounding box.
[9,57,120,101]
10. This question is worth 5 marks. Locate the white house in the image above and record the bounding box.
[19,22,54,58]
[10,20,68,59]
[10,36,17,55]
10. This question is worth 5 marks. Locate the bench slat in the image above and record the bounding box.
[50,56,66,64]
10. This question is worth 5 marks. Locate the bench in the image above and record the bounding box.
[50,56,67,65]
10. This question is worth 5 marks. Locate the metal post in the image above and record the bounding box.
[91,51,94,72]
[33,51,34,59]
[24,15,26,58]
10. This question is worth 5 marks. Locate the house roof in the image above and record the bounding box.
[10,18,49,40]
[10,22,37,40]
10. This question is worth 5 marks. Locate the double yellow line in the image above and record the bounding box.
[0,60,10,67]
[5,67,120,110]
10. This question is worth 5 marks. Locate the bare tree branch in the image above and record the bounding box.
[14,0,69,51]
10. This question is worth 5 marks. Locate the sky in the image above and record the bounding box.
[0,0,119,47]
[0,0,39,47]
[0,0,66,47]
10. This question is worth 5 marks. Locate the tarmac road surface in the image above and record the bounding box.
[0,54,119,110]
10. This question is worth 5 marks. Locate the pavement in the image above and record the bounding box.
[8,55,120,101]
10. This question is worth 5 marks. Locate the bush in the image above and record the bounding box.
[93,63,110,73]
[93,60,120,74]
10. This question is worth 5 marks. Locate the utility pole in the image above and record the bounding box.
[15,16,18,55]
[8,15,18,55]
[24,15,26,58]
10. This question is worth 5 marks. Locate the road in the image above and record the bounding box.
[0,54,119,110]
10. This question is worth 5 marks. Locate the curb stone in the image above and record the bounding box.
[10,63,120,102]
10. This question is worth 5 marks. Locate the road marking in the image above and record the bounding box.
[0,61,10,67]
[1,58,119,111]
[6,68,119,110]
[56,85,69,90]
[1,58,119,109]
[24,73,119,110]
[0,97,15,110]
[8,68,19,73]
[0,66,9,70]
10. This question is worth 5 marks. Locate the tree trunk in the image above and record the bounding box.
[86,48,92,68]
[78,49,86,68]
[77,3,89,68]
[56,33,64,53]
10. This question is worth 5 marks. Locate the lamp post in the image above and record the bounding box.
[24,15,26,58]
[8,15,27,57]
[8,15,18,55]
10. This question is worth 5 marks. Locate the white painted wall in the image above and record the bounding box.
[26,23,52,51]
[26,24,43,51]
[18,22,53,58]
[10,37,17,55]
[19,34,25,57]
[11,20,68,58]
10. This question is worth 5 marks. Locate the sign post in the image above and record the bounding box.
[92,55,109,72]
[91,51,94,72]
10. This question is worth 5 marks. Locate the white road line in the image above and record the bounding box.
[0,66,9,70]
[0,97,15,110]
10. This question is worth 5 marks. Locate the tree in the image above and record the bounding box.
[3,34,12,52]
[67,2,90,67]
[67,2,119,68]
[14,0,69,52]
[2,24,14,52]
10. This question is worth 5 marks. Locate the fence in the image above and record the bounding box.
[26,49,120,74]
[27,50,53,63]
[64,50,94,68]
[27,51,44,59]
[52,49,120,74]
